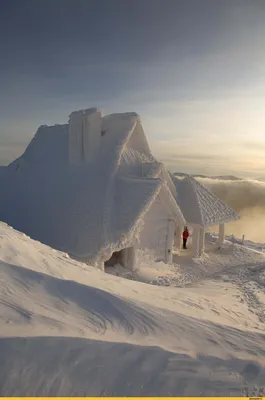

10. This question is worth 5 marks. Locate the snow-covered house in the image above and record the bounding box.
[172,175,239,257]
[0,107,239,267]
[0,108,186,270]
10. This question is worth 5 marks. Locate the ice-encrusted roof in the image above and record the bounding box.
[0,108,185,263]
[173,175,239,227]
[8,124,69,173]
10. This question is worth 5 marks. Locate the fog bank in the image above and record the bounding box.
[198,178,265,243]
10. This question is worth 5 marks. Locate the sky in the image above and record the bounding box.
[0,0,265,177]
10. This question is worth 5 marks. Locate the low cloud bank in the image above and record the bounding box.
[197,177,265,243]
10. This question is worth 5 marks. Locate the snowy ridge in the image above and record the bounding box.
[173,175,239,227]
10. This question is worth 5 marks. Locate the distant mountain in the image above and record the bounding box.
[173,172,242,181]
[212,175,242,181]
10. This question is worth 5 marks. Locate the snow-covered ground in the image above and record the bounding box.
[1,221,265,396]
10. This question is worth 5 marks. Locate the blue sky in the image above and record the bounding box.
[0,0,265,177]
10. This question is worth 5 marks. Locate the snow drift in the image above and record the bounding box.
[1,221,265,395]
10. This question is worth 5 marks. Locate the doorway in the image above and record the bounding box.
[104,246,135,271]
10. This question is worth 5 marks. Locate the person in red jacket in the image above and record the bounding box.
[182,226,189,249]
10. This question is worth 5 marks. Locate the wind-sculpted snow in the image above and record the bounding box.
[1,222,265,395]
[1,337,265,396]
[2,257,265,363]
[1,262,161,337]
[1,240,265,358]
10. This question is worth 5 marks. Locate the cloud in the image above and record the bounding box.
[197,177,265,242]
[198,177,265,210]
[136,91,265,178]
[148,132,265,178]
[240,142,265,152]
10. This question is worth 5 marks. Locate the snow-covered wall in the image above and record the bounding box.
[138,191,172,261]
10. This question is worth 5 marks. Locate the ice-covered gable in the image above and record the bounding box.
[173,176,239,227]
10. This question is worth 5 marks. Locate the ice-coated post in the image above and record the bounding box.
[192,225,200,257]
[218,223,225,245]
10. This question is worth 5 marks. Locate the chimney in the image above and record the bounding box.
[69,108,102,165]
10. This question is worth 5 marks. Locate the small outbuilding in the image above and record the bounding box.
[172,175,240,256]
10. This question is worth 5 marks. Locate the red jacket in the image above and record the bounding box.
[182,229,189,239]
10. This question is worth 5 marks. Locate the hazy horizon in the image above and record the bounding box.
[1,0,265,178]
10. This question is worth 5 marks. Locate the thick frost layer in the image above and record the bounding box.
[1,107,237,263]
[0,109,185,263]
